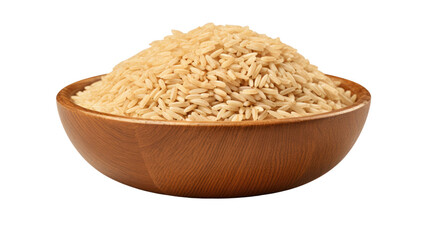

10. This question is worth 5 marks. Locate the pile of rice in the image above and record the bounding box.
[73,23,356,121]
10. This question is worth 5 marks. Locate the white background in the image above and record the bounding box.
[1,0,428,239]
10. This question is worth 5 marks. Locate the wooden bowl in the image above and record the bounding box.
[57,75,370,198]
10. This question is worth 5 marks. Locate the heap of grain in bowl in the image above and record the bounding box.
[73,23,356,121]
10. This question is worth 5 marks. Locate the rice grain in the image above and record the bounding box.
[73,23,356,121]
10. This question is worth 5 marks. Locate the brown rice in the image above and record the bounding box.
[72,23,356,121]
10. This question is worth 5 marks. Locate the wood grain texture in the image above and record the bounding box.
[57,74,371,198]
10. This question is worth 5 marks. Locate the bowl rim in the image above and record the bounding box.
[57,74,371,126]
